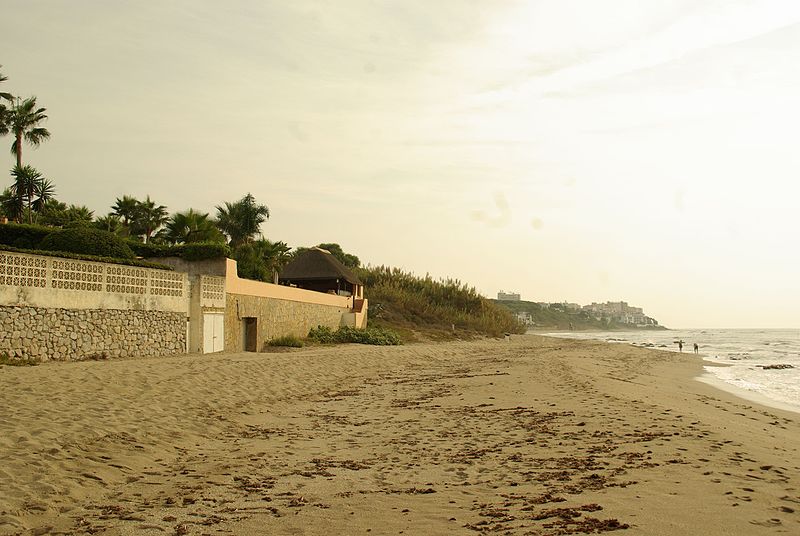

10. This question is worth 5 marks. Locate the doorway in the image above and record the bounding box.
[202,312,225,353]
[243,317,258,352]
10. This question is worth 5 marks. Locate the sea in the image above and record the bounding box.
[542,329,800,413]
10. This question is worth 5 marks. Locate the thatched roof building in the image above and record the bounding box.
[279,248,363,298]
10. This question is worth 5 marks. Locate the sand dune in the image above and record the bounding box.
[0,335,797,535]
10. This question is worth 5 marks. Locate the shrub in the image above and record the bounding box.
[39,227,135,259]
[307,325,402,346]
[128,240,230,261]
[0,222,52,249]
[307,325,337,344]
[127,240,168,258]
[178,242,231,261]
[340,326,402,345]
[0,245,173,270]
[267,335,305,348]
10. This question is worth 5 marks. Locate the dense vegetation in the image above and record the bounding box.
[358,266,524,340]
[493,299,666,331]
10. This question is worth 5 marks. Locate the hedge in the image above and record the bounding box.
[0,244,173,270]
[0,223,53,249]
[128,240,230,261]
[0,223,230,262]
[40,227,135,259]
[126,240,168,257]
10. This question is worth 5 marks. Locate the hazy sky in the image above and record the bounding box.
[2,1,799,328]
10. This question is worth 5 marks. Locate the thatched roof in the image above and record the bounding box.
[279,248,362,285]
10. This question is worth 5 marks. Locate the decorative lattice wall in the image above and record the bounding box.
[150,270,186,297]
[200,275,226,308]
[0,251,187,298]
[52,259,104,292]
[0,253,48,288]
[106,266,148,295]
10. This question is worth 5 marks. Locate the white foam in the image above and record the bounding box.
[696,371,800,414]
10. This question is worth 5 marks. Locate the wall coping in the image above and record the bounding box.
[225,258,351,308]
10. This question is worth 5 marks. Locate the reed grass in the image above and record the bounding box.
[357,265,524,340]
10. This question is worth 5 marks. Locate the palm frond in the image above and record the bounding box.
[25,127,51,146]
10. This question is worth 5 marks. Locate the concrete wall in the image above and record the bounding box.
[0,306,186,361]
[157,256,228,277]
[0,251,189,312]
[0,251,190,361]
[225,258,353,308]
[225,294,349,352]
[0,251,368,360]
[341,298,368,329]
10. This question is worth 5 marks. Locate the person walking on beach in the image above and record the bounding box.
[678,340,683,352]
[693,343,699,354]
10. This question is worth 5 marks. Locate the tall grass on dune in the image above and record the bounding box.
[357,265,525,339]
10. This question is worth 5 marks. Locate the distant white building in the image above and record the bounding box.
[582,301,658,326]
[516,311,534,325]
[497,291,521,301]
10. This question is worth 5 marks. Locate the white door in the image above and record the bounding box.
[203,313,225,353]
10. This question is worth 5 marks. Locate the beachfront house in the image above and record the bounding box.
[279,247,365,303]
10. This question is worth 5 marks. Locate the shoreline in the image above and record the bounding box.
[1,335,798,534]
[696,367,800,416]
[543,332,800,418]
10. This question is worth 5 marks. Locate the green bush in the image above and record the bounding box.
[307,325,402,346]
[128,240,230,261]
[39,227,135,259]
[178,242,231,261]
[267,335,305,348]
[126,240,168,257]
[307,325,337,344]
[0,223,53,249]
[0,244,173,270]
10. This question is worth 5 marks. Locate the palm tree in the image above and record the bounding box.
[112,195,139,227]
[0,65,12,102]
[131,195,168,243]
[31,178,55,216]
[259,239,292,283]
[63,204,93,224]
[95,213,123,234]
[215,193,269,247]
[37,199,67,226]
[9,165,53,224]
[0,187,22,222]
[36,202,94,227]
[164,209,224,244]
[0,66,12,137]
[5,96,50,168]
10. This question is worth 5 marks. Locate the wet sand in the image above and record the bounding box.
[0,335,798,535]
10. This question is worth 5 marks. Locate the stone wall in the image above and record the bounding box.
[225,294,348,352]
[0,306,186,361]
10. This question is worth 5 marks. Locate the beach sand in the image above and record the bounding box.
[0,335,797,535]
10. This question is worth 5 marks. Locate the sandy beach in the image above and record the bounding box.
[1,335,798,535]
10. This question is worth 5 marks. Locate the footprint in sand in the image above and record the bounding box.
[749,518,782,527]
